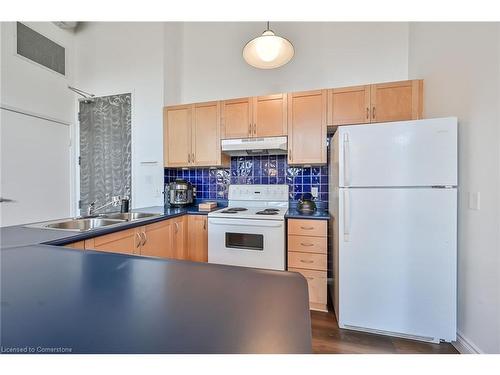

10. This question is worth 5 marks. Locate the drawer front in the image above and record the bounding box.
[288,219,327,237]
[289,268,327,305]
[288,235,326,254]
[288,251,327,271]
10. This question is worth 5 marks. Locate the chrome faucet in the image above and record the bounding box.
[87,196,121,216]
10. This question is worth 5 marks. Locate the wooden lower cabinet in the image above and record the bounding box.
[288,218,328,312]
[67,214,208,262]
[172,215,188,260]
[140,220,173,258]
[65,240,85,250]
[84,228,139,255]
[187,215,208,262]
[289,268,327,312]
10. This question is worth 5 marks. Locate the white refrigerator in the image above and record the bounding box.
[329,117,457,343]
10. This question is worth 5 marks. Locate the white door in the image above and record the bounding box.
[338,118,457,187]
[0,110,71,226]
[338,187,457,342]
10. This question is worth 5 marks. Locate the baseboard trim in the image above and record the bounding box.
[452,331,482,354]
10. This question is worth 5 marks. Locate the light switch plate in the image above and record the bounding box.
[311,186,319,198]
[468,192,481,210]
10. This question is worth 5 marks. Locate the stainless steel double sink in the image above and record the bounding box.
[26,212,161,232]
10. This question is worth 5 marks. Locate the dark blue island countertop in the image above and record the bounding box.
[0,204,312,354]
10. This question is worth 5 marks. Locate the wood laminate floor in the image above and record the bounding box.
[311,310,459,354]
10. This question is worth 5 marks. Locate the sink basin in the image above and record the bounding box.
[102,212,161,221]
[28,217,125,232]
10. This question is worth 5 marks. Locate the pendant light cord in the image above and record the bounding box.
[267,21,270,31]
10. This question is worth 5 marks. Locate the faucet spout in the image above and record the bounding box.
[87,196,121,216]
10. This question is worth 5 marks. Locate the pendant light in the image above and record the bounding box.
[243,22,294,69]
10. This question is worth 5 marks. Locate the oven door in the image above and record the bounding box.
[208,218,285,270]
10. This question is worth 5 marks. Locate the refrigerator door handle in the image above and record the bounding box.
[343,132,350,186]
[343,189,350,242]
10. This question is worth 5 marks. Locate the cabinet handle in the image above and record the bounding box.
[175,222,179,233]
[300,226,314,230]
[300,242,314,247]
[188,153,191,163]
[141,232,147,246]
[249,123,252,136]
[366,107,369,120]
[372,106,376,120]
[203,219,206,230]
[192,153,195,163]
[300,259,314,264]
[288,149,292,162]
[253,123,256,135]
[136,233,141,248]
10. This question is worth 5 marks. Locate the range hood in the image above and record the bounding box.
[221,136,288,156]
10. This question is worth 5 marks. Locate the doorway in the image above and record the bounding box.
[79,93,131,216]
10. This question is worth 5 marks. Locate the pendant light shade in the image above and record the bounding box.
[243,23,294,69]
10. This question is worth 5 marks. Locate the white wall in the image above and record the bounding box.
[165,22,410,105]
[409,23,500,354]
[0,22,74,225]
[74,22,165,209]
[1,22,75,123]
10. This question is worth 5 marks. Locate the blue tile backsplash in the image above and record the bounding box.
[164,155,329,204]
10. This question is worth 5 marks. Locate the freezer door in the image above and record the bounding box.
[338,118,457,187]
[338,188,457,342]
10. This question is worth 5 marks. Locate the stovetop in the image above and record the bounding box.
[208,184,289,221]
[208,205,288,221]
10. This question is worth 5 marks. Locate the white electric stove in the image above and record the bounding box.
[208,185,289,270]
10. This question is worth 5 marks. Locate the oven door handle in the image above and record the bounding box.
[208,219,283,228]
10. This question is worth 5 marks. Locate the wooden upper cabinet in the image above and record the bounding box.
[164,105,192,167]
[192,101,221,167]
[164,102,227,168]
[327,80,423,127]
[328,85,371,126]
[370,80,423,123]
[140,220,173,259]
[221,98,252,139]
[187,215,208,262]
[253,94,287,137]
[287,90,327,165]
[84,228,139,255]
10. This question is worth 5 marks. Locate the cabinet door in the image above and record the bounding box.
[141,220,174,258]
[287,90,327,165]
[192,101,221,167]
[84,228,139,255]
[65,241,85,250]
[370,80,423,123]
[187,215,208,262]
[253,94,287,137]
[172,216,188,260]
[328,85,370,126]
[163,105,192,167]
[221,98,252,139]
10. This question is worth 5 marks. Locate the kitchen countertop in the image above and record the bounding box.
[0,245,312,353]
[0,205,222,249]
[285,208,330,220]
[0,202,329,249]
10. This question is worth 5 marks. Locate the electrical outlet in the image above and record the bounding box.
[311,186,319,198]
[468,192,481,210]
